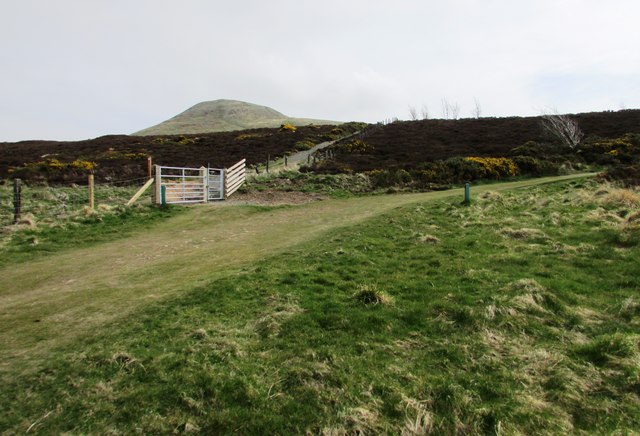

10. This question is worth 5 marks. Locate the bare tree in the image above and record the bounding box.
[408,105,418,121]
[421,104,429,120]
[441,98,450,119]
[541,111,583,149]
[472,97,482,118]
[450,102,460,120]
[441,98,460,120]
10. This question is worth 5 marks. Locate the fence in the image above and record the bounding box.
[225,159,246,197]
[3,158,247,226]
[2,175,151,227]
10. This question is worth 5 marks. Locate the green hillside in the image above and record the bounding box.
[134,99,341,135]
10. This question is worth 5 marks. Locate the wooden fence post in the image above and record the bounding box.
[266,154,270,173]
[285,156,288,167]
[147,157,153,180]
[13,178,21,224]
[88,173,95,210]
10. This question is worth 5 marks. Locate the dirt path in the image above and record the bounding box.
[260,131,360,174]
[0,174,593,376]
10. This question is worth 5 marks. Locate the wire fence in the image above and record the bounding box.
[1,176,153,228]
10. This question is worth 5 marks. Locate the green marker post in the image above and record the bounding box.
[464,182,471,205]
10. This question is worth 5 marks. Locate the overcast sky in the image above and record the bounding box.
[1,0,639,141]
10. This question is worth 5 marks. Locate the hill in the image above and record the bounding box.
[3,109,639,186]
[0,123,363,184]
[134,99,341,135]
[320,110,640,172]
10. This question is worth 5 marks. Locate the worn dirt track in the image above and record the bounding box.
[0,174,594,377]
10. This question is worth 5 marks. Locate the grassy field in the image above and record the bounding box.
[1,174,639,433]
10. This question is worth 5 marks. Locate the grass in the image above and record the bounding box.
[1,174,639,433]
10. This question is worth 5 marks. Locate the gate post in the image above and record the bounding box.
[200,166,208,203]
[222,169,227,200]
[154,165,161,204]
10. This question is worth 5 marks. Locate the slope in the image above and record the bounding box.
[320,109,640,172]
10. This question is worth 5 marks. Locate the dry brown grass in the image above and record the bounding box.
[401,394,434,435]
[402,410,434,435]
[494,279,549,317]
[500,227,548,240]
[417,233,441,244]
[478,191,504,202]
[601,188,640,209]
[619,297,640,322]
[340,406,380,434]
[254,294,303,338]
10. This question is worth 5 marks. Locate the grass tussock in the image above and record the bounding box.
[576,333,639,366]
[353,284,394,306]
[417,233,440,244]
[619,297,640,322]
[478,190,504,203]
[601,188,640,209]
[254,294,304,338]
[500,227,548,240]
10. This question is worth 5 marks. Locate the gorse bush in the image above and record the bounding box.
[10,158,97,176]
[581,134,640,185]
[335,139,374,154]
[464,157,519,179]
[511,155,561,176]
[280,123,297,132]
[294,140,316,151]
[176,136,197,145]
[362,157,520,190]
[366,169,413,188]
[443,157,483,181]
[98,150,148,160]
[582,134,639,155]
[234,133,263,141]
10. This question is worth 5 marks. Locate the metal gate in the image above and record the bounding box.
[155,160,245,205]
[157,166,207,204]
[208,168,224,201]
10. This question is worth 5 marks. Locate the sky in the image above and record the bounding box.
[1,0,640,142]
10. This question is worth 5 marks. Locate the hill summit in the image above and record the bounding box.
[134,99,340,135]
